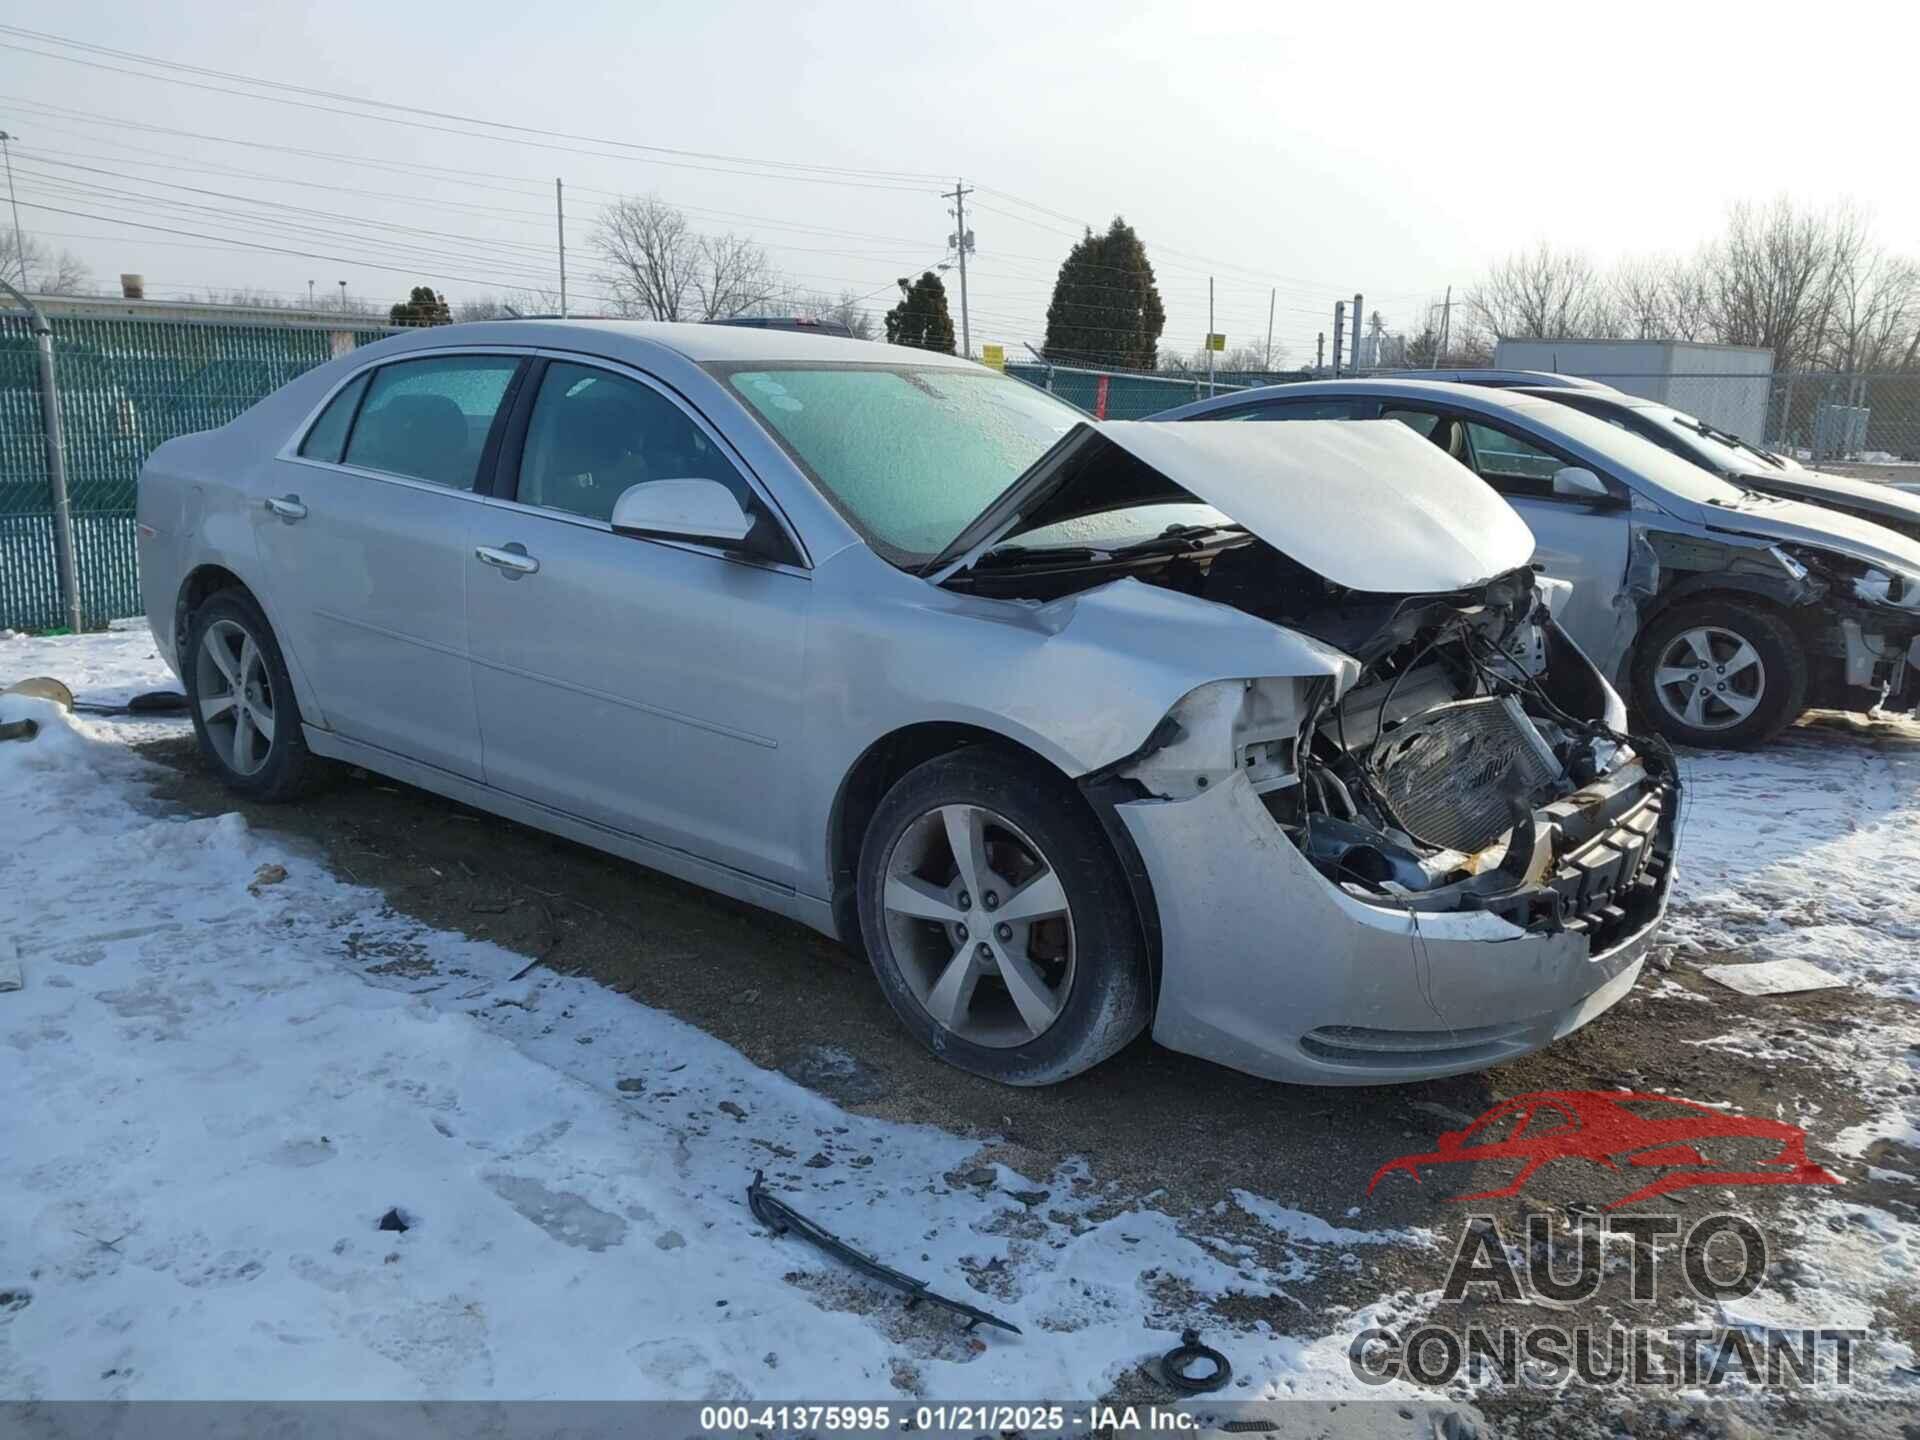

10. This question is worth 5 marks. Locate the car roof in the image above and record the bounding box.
[1375,368,1615,391]
[1159,376,1573,419]
[1514,384,1651,410]
[358,318,981,370]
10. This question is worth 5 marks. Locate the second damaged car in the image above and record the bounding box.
[138,324,1675,1087]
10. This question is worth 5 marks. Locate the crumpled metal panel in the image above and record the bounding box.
[1372,696,1560,853]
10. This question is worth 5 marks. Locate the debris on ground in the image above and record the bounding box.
[248,863,290,895]
[1701,957,1849,996]
[1157,1327,1231,1393]
[747,1170,1022,1334]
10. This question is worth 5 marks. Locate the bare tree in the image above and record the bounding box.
[1465,243,1620,340]
[594,195,779,322]
[0,228,93,295]
[1696,198,1847,371]
[1816,233,1920,372]
[453,287,566,322]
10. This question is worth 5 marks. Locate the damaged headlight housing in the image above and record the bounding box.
[1852,564,1920,610]
[1120,677,1326,801]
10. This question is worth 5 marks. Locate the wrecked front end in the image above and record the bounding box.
[1092,564,1680,1085]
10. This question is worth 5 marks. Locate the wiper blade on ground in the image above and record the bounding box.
[746,1170,1022,1334]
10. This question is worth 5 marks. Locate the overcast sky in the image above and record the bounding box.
[1,1,1912,364]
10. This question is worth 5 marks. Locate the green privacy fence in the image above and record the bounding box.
[1002,360,1316,420]
[0,311,394,632]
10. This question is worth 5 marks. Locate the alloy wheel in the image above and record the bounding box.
[880,803,1075,1048]
[1651,625,1767,732]
[195,617,277,776]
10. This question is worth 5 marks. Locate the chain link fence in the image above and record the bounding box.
[1,308,394,631]
[4,309,1917,633]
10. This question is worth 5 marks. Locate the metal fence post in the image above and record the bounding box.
[1,278,81,632]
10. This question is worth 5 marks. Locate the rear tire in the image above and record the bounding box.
[856,748,1151,1086]
[1631,599,1805,749]
[183,589,323,801]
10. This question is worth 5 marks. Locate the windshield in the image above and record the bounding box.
[1657,409,1786,470]
[716,363,1082,561]
[1508,397,1753,507]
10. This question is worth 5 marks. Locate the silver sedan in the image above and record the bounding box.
[138,322,1678,1085]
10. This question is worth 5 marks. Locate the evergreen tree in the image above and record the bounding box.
[389,286,453,327]
[1043,217,1165,369]
[883,271,956,353]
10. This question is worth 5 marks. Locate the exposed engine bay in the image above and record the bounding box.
[952,530,1679,950]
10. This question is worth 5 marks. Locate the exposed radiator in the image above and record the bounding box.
[1371,696,1562,853]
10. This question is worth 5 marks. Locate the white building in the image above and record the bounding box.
[1492,339,1774,443]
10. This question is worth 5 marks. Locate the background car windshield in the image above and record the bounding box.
[1509,397,1752,506]
[1648,409,1764,475]
[722,365,1081,559]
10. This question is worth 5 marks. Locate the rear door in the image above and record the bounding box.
[464,357,810,886]
[259,352,526,779]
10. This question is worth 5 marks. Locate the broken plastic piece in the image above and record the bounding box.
[1159,1327,1231,1393]
[746,1170,1021,1335]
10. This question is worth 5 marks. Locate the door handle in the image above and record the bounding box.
[475,543,540,577]
[264,494,308,522]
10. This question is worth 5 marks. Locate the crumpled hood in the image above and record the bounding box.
[952,418,1537,594]
[1094,420,1536,591]
[1693,492,1920,576]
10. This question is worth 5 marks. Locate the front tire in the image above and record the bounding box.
[855,748,1151,1086]
[183,589,322,801]
[1631,599,1806,748]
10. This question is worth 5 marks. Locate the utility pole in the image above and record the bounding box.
[555,178,568,318]
[0,131,26,287]
[338,279,347,313]
[1207,277,1217,396]
[307,279,315,309]
[1332,302,1345,379]
[943,180,973,359]
[1438,284,1452,364]
[1351,293,1363,371]
[1316,332,1325,373]
[1264,287,1275,372]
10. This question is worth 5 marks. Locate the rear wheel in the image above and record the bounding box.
[1631,599,1805,748]
[856,748,1150,1086]
[183,589,322,801]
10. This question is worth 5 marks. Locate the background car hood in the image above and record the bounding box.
[960,418,1535,594]
[1691,492,1920,575]
[1742,468,1920,528]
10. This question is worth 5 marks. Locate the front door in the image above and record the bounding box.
[465,358,809,887]
[257,353,526,779]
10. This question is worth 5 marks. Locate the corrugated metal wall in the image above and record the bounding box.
[0,313,392,631]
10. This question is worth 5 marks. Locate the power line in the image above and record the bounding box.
[0,32,942,193]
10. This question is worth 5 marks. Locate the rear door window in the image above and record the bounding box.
[344,355,522,489]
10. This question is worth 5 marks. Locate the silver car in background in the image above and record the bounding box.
[1158,379,1920,746]
[138,323,1676,1086]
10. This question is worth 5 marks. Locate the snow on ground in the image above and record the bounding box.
[4,627,1918,1406]
[0,629,1414,1403]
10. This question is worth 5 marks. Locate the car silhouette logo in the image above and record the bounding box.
[1368,1090,1841,1208]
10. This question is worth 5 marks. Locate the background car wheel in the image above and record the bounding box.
[1631,599,1806,749]
[856,748,1151,1086]
[184,589,322,801]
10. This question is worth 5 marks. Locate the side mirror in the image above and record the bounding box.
[1552,466,1611,502]
[611,478,757,548]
